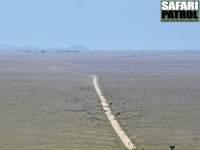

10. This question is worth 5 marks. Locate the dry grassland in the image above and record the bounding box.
[0,54,125,150]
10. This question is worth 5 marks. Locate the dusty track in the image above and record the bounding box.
[92,75,136,150]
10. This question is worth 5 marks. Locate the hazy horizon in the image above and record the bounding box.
[0,0,199,50]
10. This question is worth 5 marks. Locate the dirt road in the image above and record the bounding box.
[92,75,136,150]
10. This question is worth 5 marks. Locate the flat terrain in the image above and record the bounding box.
[0,54,125,150]
[58,50,200,150]
[1,50,200,150]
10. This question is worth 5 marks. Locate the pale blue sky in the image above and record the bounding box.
[0,0,199,50]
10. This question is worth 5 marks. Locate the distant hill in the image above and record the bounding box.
[0,45,39,50]
[67,44,90,51]
[0,45,16,49]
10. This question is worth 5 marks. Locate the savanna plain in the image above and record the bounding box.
[0,50,200,150]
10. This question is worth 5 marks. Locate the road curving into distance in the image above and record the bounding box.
[92,75,136,150]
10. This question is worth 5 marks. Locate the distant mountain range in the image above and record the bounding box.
[0,44,90,51]
[0,45,39,50]
[0,45,15,48]
[67,44,90,50]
